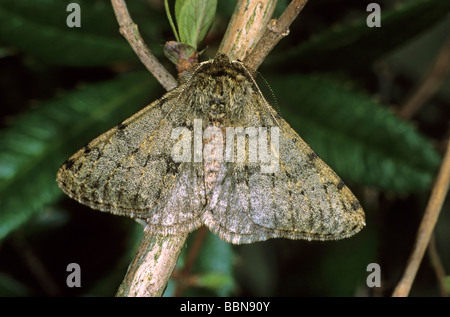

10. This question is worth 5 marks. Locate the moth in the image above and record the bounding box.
[57,54,365,244]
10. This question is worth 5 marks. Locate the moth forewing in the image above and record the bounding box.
[57,85,207,235]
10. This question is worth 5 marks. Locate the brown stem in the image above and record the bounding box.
[427,233,448,297]
[392,138,450,297]
[116,228,188,297]
[243,0,309,71]
[111,0,177,91]
[218,0,278,61]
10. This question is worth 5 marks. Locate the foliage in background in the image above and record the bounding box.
[0,0,448,296]
[265,0,450,73]
[0,0,165,66]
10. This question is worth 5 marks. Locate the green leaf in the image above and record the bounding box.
[268,74,441,192]
[175,0,188,24]
[176,0,217,49]
[165,0,181,42]
[0,72,158,240]
[266,0,450,72]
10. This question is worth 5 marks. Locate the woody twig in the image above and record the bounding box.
[111,0,177,91]
[218,0,278,61]
[392,138,450,297]
[243,0,309,71]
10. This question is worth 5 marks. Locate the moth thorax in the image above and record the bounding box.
[188,72,252,122]
[189,93,242,122]
[209,101,226,120]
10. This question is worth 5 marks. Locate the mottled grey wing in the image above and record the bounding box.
[202,97,365,244]
[57,86,206,235]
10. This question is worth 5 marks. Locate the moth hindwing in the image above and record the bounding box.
[57,54,365,244]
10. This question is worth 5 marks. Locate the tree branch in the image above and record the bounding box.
[111,0,177,91]
[116,230,188,297]
[218,0,278,61]
[428,233,448,297]
[243,0,309,71]
[392,138,450,297]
